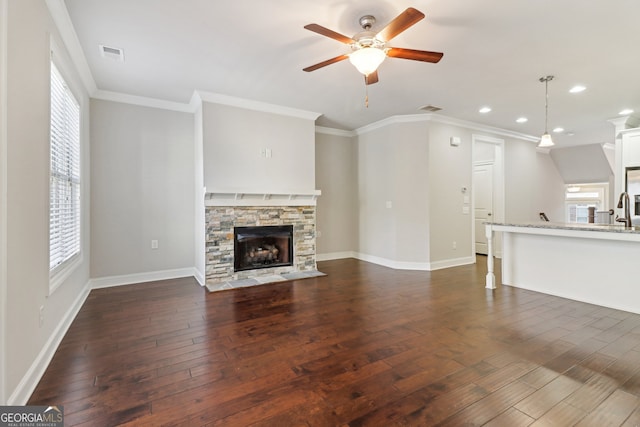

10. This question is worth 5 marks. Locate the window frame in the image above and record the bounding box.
[48,42,83,294]
[564,183,609,224]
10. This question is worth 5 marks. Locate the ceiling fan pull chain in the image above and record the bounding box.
[365,79,369,108]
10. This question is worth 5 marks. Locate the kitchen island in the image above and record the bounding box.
[485,222,640,314]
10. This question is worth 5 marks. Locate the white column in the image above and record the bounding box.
[485,224,496,289]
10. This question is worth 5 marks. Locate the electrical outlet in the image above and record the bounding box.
[317,230,322,238]
[39,305,44,327]
[151,240,159,249]
[452,241,457,250]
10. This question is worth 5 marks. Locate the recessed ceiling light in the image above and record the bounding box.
[479,106,491,113]
[619,109,634,116]
[516,117,528,123]
[569,85,586,93]
[553,127,564,133]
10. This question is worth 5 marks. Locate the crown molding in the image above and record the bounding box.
[315,126,355,138]
[355,112,539,143]
[92,89,194,113]
[45,0,97,94]
[196,91,322,121]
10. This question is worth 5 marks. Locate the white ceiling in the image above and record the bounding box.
[63,0,640,147]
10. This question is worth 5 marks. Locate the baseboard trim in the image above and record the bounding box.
[316,251,356,261]
[429,256,476,271]
[193,268,205,287]
[353,252,432,271]
[8,280,91,405]
[89,267,196,289]
[351,253,475,271]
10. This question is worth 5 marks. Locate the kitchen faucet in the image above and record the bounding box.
[616,192,632,228]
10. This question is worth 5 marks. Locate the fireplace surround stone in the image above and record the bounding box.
[205,205,317,285]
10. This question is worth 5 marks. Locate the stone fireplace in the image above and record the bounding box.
[204,190,320,287]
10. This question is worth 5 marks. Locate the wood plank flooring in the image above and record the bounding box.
[28,257,640,426]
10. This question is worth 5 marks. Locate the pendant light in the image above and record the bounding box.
[538,75,555,148]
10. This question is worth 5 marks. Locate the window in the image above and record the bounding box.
[49,61,80,274]
[565,183,608,223]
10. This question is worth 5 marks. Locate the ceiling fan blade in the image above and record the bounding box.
[365,71,379,85]
[376,7,425,42]
[386,47,443,63]
[303,54,350,72]
[304,24,355,44]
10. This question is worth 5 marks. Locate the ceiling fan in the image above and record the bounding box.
[303,7,443,85]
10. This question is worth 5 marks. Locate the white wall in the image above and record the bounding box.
[202,101,317,193]
[504,140,565,223]
[3,0,91,404]
[427,122,473,264]
[90,99,195,280]
[193,103,205,284]
[315,131,357,257]
[392,122,431,265]
[356,120,432,268]
[0,0,8,405]
[357,125,398,262]
[535,151,566,222]
[351,116,566,269]
[550,144,613,184]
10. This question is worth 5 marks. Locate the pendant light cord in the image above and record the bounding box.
[540,75,554,133]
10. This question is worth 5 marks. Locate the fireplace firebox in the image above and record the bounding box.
[234,225,294,272]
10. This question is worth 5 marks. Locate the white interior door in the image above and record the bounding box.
[474,164,493,254]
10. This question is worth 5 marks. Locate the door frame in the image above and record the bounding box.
[471,135,505,263]
[473,162,493,255]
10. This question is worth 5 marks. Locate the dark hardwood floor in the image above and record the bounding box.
[29,257,640,426]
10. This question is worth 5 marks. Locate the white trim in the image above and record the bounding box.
[0,0,8,405]
[353,252,475,271]
[193,268,205,287]
[429,256,476,271]
[49,253,83,295]
[353,252,420,269]
[89,267,197,289]
[7,280,91,405]
[315,126,356,138]
[44,0,96,94]
[316,251,356,261]
[93,89,195,113]
[355,112,539,143]
[196,90,322,121]
[189,90,203,112]
[204,190,321,207]
[472,134,505,258]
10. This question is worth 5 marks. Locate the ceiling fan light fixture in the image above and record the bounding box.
[349,47,386,76]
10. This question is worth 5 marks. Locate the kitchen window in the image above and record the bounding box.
[565,184,608,223]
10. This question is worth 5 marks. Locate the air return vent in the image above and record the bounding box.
[99,44,125,62]
[419,105,442,112]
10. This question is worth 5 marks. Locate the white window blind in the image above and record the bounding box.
[50,61,81,271]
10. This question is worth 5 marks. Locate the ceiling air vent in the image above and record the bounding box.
[419,105,442,112]
[99,44,125,62]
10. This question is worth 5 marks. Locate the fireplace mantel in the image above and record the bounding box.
[205,189,321,207]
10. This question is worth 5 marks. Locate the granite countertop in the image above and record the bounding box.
[485,221,640,234]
